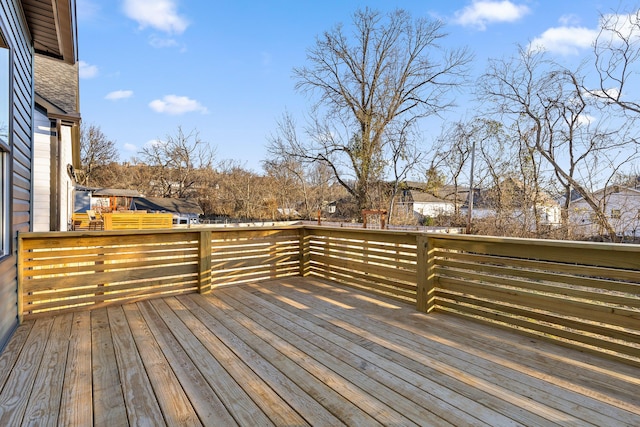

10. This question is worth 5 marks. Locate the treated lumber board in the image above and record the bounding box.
[292,278,640,425]
[211,253,299,271]
[437,276,640,331]
[210,238,299,251]
[0,317,54,426]
[24,263,198,291]
[305,227,417,245]
[0,321,33,389]
[308,263,416,300]
[309,252,416,284]
[219,287,489,427]
[21,231,199,250]
[106,305,166,426]
[210,266,298,287]
[192,293,384,426]
[430,236,639,270]
[308,240,417,263]
[22,313,73,426]
[170,295,311,427]
[428,314,640,409]
[307,270,415,304]
[122,303,202,426]
[59,311,93,427]
[136,300,238,426]
[148,298,275,427]
[184,294,349,427]
[24,284,196,313]
[434,290,640,348]
[192,296,437,425]
[24,279,197,304]
[209,228,299,241]
[434,251,640,292]
[249,280,582,426]
[209,244,298,257]
[25,273,197,296]
[435,299,640,366]
[25,256,199,278]
[91,308,127,427]
[435,263,640,308]
[23,243,198,266]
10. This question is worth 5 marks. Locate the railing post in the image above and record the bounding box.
[299,227,309,277]
[416,235,435,313]
[17,233,24,324]
[198,230,212,293]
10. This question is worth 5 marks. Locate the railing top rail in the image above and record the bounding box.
[18,224,640,252]
[18,224,305,239]
[421,230,640,252]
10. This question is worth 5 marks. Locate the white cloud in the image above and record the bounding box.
[78,60,98,79]
[148,95,208,115]
[105,90,133,100]
[558,14,580,27]
[149,35,179,48]
[144,139,165,148]
[586,87,620,100]
[577,114,596,126]
[598,12,640,45]
[123,0,188,34]
[453,1,530,30]
[123,143,138,152]
[529,26,598,55]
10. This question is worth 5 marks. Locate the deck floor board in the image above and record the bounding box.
[0,277,638,426]
[251,279,637,426]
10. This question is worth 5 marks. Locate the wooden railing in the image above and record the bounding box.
[18,226,640,366]
[421,233,640,367]
[18,227,300,319]
[303,227,418,304]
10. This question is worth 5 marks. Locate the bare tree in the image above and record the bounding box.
[139,126,215,198]
[271,8,471,216]
[262,157,307,219]
[80,123,119,186]
[478,46,637,241]
[589,9,640,116]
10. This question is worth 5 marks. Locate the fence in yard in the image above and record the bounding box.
[18,225,640,366]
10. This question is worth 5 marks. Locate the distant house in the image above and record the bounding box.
[74,187,145,213]
[400,189,455,219]
[461,180,561,228]
[569,186,640,238]
[395,183,469,221]
[131,196,204,225]
[0,0,78,347]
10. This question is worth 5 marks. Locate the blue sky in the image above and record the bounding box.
[76,0,622,172]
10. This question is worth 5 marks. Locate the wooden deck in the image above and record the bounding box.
[0,277,638,426]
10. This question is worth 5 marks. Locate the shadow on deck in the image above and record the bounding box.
[1,277,638,426]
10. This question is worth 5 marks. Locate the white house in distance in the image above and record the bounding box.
[395,184,469,222]
[570,186,640,238]
[403,189,456,218]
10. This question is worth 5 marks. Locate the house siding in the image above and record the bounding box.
[0,0,34,349]
[570,188,640,237]
[32,107,51,231]
[58,123,73,230]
